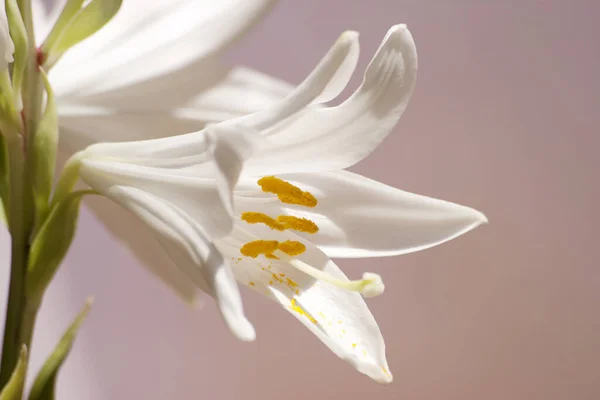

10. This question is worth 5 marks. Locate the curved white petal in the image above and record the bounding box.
[50,0,278,95]
[89,183,254,341]
[235,170,487,258]
[243,24,418,175]
[77,126,260,340]
[80,125,258,238]
[57,65,293,148]
[216,224,391,383]
[234,30,360,132]
[83,195,200,304]
[0,0,13,69]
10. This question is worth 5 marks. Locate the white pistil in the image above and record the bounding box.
[275,251,384,297]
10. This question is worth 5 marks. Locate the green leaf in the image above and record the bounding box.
[27,190,92,300]
[28,300,92,400]
[31,69,58,234]
[43,0,122,68]
[0,346,28,400]
[5,0,28,108]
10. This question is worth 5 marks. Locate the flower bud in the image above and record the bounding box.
[0,0,14,71]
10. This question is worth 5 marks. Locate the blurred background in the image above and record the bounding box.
[1,0,599,399]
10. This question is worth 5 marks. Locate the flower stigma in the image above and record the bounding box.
[279,254,385,298]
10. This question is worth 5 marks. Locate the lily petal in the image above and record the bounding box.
[242,24,418,175]
[217,225,391,382]
[235,29,360,132]
[235,170,487,258]
[57,65,293,148]
[50,0,278,95]
[84,195,200,304]
[92,182,254,341]
[77,126,260,339]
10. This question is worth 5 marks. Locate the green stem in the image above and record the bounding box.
[0,0,41,388]
[0,136,28,388]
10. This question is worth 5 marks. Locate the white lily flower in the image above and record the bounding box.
[75,25,487,383]
[0,0,14,69]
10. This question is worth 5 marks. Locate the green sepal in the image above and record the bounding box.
[0,346,27,400]
[28,300,92,400]
[5,0,28,109]
[43,0,122,68]
[31,69,58,234]
[27,190,92,300]
[40,0,85,56]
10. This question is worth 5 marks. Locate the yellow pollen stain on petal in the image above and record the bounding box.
[381,367,391,378]
[352,343,357,348]
[258,176,317,208]
[240,240,279,258]
[290,299,317,324]
[241,212,285,230]
[249,281,256,287]
[286,277,299,288]
[272,273,284,283]
[278,240,306,256]
[277,215,319,234]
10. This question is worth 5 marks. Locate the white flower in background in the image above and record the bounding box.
[73,25,487,383]
[0,0,14,69]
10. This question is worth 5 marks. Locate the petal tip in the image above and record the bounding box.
[368,364,394,384]
[231,317,257,342]
[477,211,489,225]
[340,30,359,42]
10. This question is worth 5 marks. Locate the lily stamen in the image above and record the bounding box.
[274,251,384,297]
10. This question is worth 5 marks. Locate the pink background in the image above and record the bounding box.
[1,0,598,399]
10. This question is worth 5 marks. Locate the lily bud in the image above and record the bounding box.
[0,0,14,71]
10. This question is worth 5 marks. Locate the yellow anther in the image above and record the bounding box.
[242,211,320,234]
[240,240,279,258]
[277,215,319,234]
[290,299,317,324]
[278,240,306,256]
[241,212,285,230]
[352,343,357,348]
[241,240,306,258]
[258,176,317,207]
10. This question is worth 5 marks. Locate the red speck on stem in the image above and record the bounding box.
[36,48,44,66]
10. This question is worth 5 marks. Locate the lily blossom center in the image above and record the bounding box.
[238,176,385,298]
